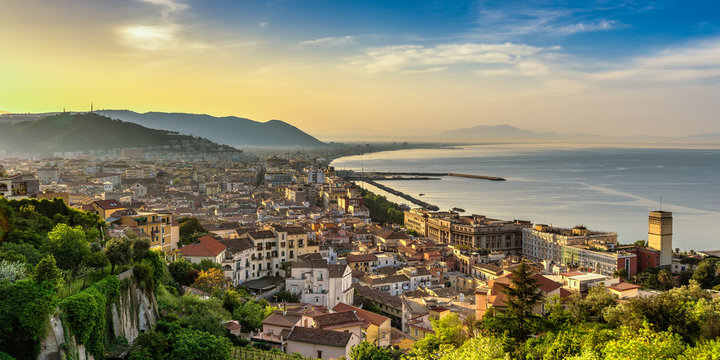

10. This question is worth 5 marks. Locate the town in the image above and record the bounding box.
[1,149,719,360]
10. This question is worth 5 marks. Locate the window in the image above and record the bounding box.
[291,285,297,294]
[317,351,322,358]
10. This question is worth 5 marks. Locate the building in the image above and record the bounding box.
[407,210,531,253]
[220,237,254,285]
[561,245,637,277]
[523,224,618,265]
[285,326,360,360]
[333,302,392,347]
[90,199,126,219]
[345,254,378,273]
[0,174,40,199]
[286,253,354,309]
[648,211,673,266]
[180,235,227,264]
[113,210,178,252]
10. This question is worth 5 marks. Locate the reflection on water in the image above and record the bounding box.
[333,144,720,251]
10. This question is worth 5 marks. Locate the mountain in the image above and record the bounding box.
[97,110,325,147]
[438,124,555,140]
[0,113,233,155]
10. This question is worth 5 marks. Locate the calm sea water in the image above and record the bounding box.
[332,144,720,251]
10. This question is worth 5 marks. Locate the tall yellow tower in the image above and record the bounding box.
[648,211,672,266]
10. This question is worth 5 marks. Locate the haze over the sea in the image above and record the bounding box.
[333,144,720,251]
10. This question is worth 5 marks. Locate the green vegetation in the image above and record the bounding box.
[177,217,209,246]
[361,190,405,224]
[349,341,404,360]
[0,113,237,155]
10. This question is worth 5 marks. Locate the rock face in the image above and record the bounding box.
[37,273,158,360]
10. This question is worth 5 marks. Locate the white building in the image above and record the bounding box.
[286,253,354,309]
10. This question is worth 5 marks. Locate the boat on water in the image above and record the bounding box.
[419,193,425,196]
[452,207,465,212]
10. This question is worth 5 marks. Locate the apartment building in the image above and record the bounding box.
[286,253,354,309]
[522,224,618,264]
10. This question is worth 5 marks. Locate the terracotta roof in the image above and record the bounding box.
[180,235,226,257]
[93,199,124,210]
[312,311,364,328]
[346,254,378,263]
[225,321,241,332]
[608,282,641,291]
[286,326,353,348]
[262,312,302,328]
[332,302,389,327]
[220,237,254,253]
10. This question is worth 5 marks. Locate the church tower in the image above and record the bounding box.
[648,211,672,266]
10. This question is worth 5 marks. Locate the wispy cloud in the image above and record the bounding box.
[300,36,357,47]
[350,42,557,74]
[136,0,188,14]
[120,25,179,51]
[585,38,720,83]
[555,20,617,35]
[468,6,622,41]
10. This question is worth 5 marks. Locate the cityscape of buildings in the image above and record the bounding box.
[1,150,718,360]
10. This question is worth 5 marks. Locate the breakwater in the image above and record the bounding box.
[344,171,505,181]
[358,179,439,211]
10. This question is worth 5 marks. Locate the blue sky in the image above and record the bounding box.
[2,0,720,138]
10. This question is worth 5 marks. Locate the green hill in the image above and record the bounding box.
[97,110,326,147]
[0,113,229,155]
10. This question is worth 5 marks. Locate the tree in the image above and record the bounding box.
[44,223,90,271]
[350,341,403,360]
[657,268,676,290]
[692,259,719,289]
[0,242,41,265]
[413,313,466,357]
[105,237,132,273]
[33,255,62,287]
[170,328,231,360]
[169,259,195,286]
[502,261,544,340]
[85,251,110,269]
[132,238,151,263]
[437,335,509,360]
[612,268,628,281]
[192,268,229,294]
[222,289,247,314]
[233,300,264,332]
[0,260,27,283]
[601,325,686,360]
[178,217,208,246]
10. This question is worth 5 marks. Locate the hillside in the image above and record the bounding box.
[0,113,232,155]
[97,110,326,147]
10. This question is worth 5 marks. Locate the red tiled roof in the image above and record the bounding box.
[93,199,124,210]
[608,282,641,291]
[180,235,226,257]
[346,254,378,263]
[332,302,389,327]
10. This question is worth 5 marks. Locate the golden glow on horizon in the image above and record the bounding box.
[1,1,719,140]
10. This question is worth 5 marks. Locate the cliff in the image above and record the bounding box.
[37,271,158,360]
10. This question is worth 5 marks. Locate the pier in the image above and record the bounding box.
[343,171,505,181]
[356,179,439,211]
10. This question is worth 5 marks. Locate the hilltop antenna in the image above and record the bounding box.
[90,102,94,113]
[659,195,662,211]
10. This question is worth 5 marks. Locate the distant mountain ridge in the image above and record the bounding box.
[97,110,325,147]
[0,113,234,156]
[439,124,557,140]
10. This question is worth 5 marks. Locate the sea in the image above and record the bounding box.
[331,144,720,251]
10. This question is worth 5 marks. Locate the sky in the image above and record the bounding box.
[2,0,720,140]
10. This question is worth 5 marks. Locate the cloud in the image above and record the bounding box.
[135,0,188,13]
[119,25,179,51]
[468,6,622,41]
[259,22,269,29]
[585,38,720,83]
[555,20,617,35]
[351,42,557,74]
[300,36,357,47]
